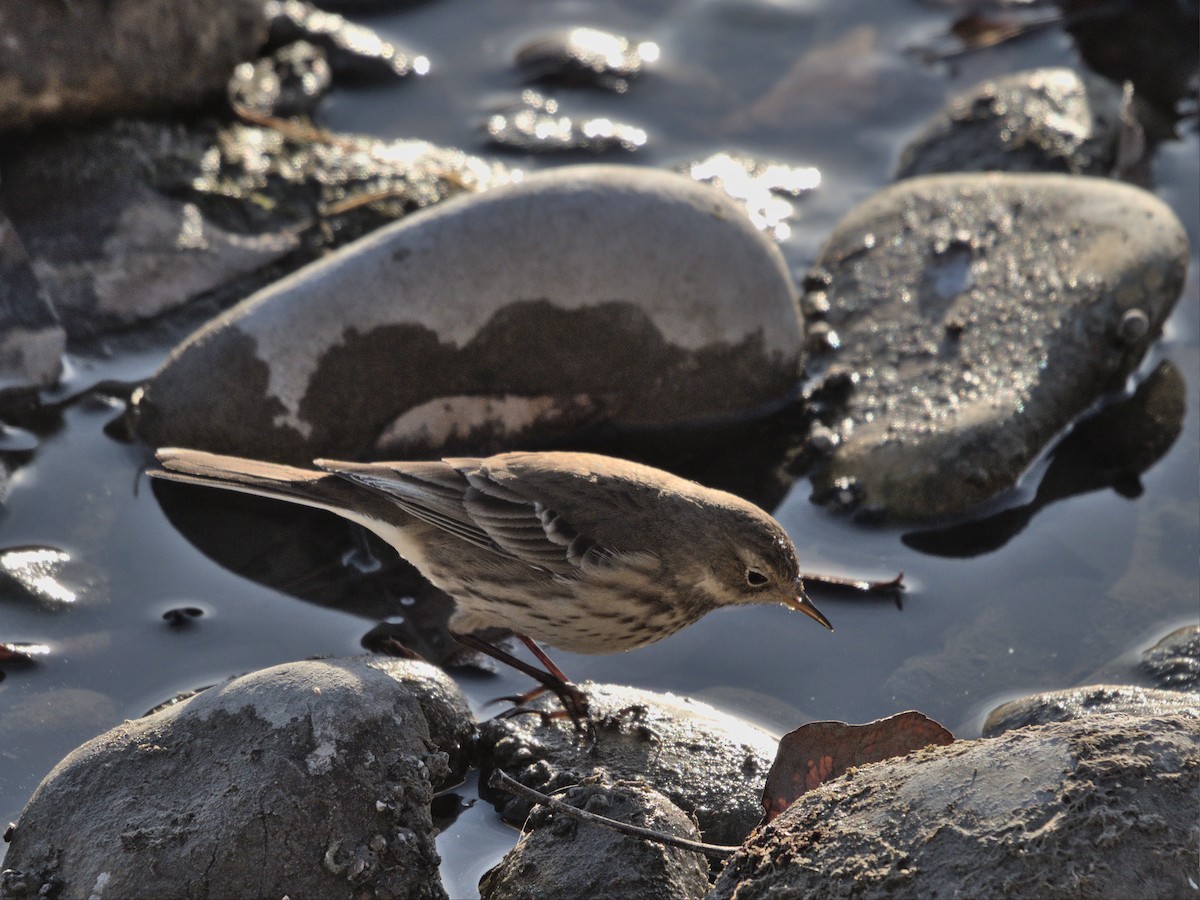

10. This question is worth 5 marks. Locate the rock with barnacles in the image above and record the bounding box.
[478,683,779,847]
[0,658,473,899]
[136,165,803,463]
[982,685,1200,736]
[708,713,1200,899]
[479,779,711,900]
[804,172,1187,521]
[895,68,1127,179]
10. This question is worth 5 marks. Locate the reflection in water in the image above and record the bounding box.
[903,360,1186,558]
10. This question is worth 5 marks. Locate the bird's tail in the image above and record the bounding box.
[151,448,388,525]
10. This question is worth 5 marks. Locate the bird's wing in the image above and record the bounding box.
[313,459,501,555]
[316,457,658,579]
[448,457,658,578]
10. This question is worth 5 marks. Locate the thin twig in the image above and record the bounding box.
[489,769,739,860]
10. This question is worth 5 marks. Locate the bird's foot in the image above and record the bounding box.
[492,681,592,733]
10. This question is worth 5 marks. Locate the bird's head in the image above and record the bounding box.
[694,503,832,631]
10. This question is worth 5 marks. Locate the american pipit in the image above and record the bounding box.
[151,449,897,719]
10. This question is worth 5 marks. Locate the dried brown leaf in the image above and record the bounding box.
[762,710,954,822]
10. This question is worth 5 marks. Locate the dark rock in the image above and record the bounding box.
[480,779,711,900]
[266,0,430,82]
[136,165,803,464]
[0,657,474,900]
[485,90,648,154]
[708,714,1200,899]
[228,40,333,119]
[895,68,1126,179]
[1140,625,1200,691]
[0,211,63,404]
[0,0,268,131]
[0,119,506,339]
[478,683,778,846]
[515,27,659,93]
[901,358,1187,557]
[0,121,299,339]
[1059,0,1199,133]
[982,684,1200,736]
[805,172,1187,521]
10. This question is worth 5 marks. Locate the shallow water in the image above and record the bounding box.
[1,0,1197,890]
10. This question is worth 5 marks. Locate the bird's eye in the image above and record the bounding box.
[745,568,769,588]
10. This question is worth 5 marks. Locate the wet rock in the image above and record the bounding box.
[901,358,1186,557]
[679,152,821,242]
[895,68,1126,179]
[485,90,648,154]
[515,27,659,93]
[136,165,803,463]
[805,172,1187,521]
[0,211,63,404]
[0,547,82,610]
[0,121,299,339]
[229,40,333,119]
[0,657,473,900]
[266,0,429,82]
[0,0,268,132]
[478,683,778,846]
[709,713,1200,899]
[0,119,506,339]
[982,684,1200,737]
[480,779,710,900]
[1140,625,1200,691]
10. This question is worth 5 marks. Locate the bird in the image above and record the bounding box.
[150,448,846,721]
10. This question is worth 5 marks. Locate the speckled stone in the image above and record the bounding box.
[895,68,1127,178]
[0,658,474,900]
[480,780,711,900]
[708,714,1200,899]
[805,172,1187,521]
[982,684,1200,736]
[478,682,778,847]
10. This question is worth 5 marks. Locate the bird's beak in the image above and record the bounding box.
[785,586,833,631]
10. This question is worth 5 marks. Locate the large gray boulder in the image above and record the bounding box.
[0,657,474,900]
[135,165,804,462]
[805,172,1187,521]
[709,713,1199,899]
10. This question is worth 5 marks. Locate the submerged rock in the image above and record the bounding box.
[228,40,333,119]
[480,779,710,900]
[136,165,803,463]
[0,211,63,403]
[1140,625,1200,691]
[478,683,778,846]
[805,172,1187,521]
[515,27,659,93]
[266,0,429,82]
[0,119,505,339]
[0,657,474,900]
[485,90,648,154]
[0,0,267,131]
[895,68,1127,179]
[709,713,1199,899]
[982,684,1200,736]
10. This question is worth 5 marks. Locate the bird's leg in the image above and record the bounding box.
[451,631,590,727]
[515,633,572,683]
